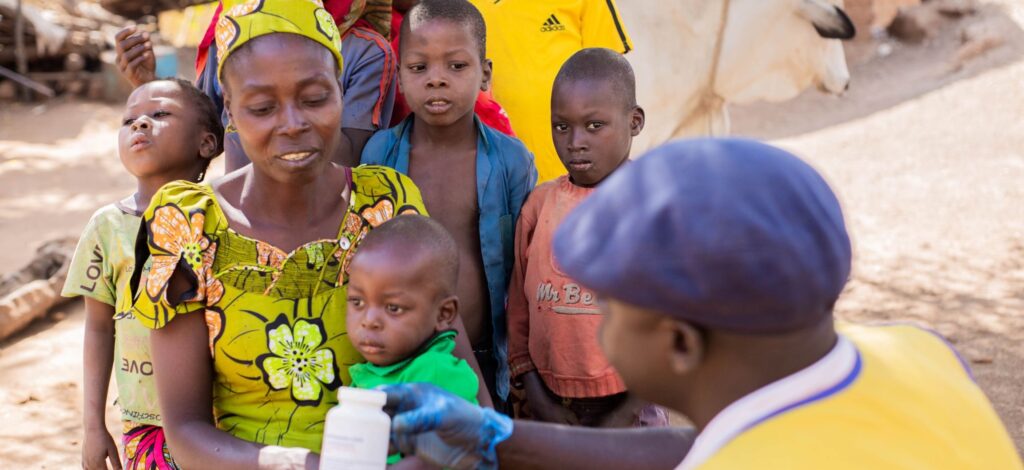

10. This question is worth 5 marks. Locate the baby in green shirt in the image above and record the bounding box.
[346,215,480,437]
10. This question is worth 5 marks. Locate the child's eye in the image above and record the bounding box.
[348,297,365,308]
[450,62,468,71]
[553,123,569,133]
[153,110,170,118]
[407,64,426,72]
[586,122,604,131]
[385,304,402,314]
[122,117,135,126]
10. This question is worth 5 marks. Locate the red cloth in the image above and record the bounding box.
[387,9,515,135]
[194,2,222,78]
[507,176,625,398]
[474,91,515,136]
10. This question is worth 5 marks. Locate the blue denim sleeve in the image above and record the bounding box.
[506,142,538,224]
[341,29,397,132]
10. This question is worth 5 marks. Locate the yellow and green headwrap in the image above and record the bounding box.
[215,0,345,81]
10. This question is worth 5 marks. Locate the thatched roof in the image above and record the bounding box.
[0,0,126,64]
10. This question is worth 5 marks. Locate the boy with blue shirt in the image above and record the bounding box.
[361,0,537,408]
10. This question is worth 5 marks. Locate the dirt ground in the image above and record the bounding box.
[2,2,1023,467]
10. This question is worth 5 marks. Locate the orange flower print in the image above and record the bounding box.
[214,15,238,66]
[360,199,394,228]
[225,0,262,17]
[145,205,211,302]
[200,242,224,306]
[343,211,363,237]
[256,241,287,270]
[205,308,223,356]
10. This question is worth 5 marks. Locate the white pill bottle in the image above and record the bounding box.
[320,387,391,470]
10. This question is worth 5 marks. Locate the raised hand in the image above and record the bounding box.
[114,26,156,88]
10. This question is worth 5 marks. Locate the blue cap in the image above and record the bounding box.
[553,138,851,333]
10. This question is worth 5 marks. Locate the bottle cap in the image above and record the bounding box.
[337,386,387,408]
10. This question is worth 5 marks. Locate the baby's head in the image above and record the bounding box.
[119,78,223,182]
[346,215,460,367]
[552,48,644,187]
[399,0,491,128]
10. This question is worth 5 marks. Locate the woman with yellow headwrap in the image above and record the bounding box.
[115,0,398,170]
[128,2,478,468]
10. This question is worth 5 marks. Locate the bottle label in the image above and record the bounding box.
[320,431,389,469]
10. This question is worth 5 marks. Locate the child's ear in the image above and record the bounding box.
[435,295,459,331]
[666,319,704,375]
[198,131,218,159]
[630,106,646,137]
[480,58,493,92]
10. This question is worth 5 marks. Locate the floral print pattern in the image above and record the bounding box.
[304,243,328,271]
[360,199,394,227]
[204,308,223,356]
[122,421,179,470]
[132,166,427,450]
[256,315,341,406]
[256,240,287,271]
[200,242,224,305]
[145,205,212,303]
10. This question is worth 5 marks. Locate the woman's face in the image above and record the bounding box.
[222,34,343,183]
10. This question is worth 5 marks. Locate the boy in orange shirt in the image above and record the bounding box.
[506,48,665,427]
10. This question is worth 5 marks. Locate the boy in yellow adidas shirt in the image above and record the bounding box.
[469,0,631,183]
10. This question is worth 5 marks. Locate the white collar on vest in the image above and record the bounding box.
[675,335,860,470]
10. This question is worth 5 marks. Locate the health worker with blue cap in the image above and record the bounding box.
[382,138,1022,470]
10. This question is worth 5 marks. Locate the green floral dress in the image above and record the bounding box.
[131,165,426,452]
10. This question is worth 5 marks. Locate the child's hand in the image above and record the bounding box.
[82,426,122,470]
[522,372,578,425]
[114,26,155,88]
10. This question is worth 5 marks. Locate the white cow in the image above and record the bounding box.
[620,0,856,154]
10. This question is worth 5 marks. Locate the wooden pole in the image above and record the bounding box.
[14,0,29,100]
[0,65,55,98]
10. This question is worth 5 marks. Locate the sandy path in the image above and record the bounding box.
[1,4,1023,467]
[729,0,1024,444]
[0,304,115,468]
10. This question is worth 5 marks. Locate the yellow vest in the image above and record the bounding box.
[698,324,1022,470]
[470,0,632,183]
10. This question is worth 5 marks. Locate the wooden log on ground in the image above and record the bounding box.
[0,276,67,341]
[0,237,75,342]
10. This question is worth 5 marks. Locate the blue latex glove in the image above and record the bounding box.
[383,383,513,470]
